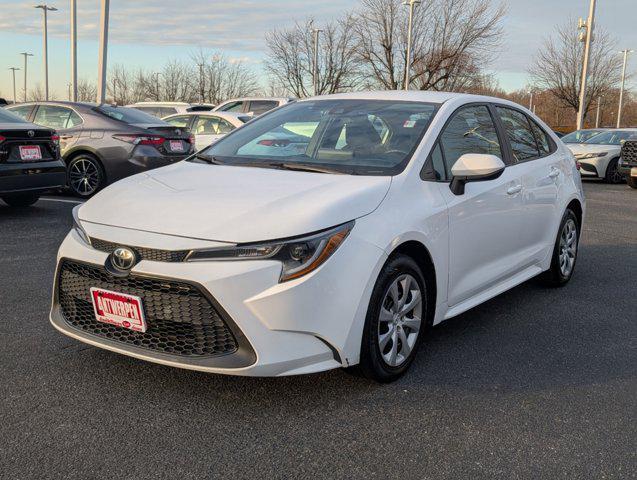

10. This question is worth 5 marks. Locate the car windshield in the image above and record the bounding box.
[561,129,604,144]
[95,105,166,124]
[0,107,28,124]
[584,130,637,145]
[196,100,439,175]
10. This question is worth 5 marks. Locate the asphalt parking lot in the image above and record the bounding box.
[1,182,635,479]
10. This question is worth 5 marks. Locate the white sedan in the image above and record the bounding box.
[51,91,585,382]
[163,111,250,151]
[567,129,637,183]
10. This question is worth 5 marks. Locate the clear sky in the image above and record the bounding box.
[0,0,635,100]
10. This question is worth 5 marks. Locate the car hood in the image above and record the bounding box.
[567,143,621,155]
[79,161,391,243]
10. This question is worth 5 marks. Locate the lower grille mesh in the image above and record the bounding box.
[57,260,238,357]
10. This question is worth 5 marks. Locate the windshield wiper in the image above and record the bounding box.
[276,163,346,175]
[192,154,226,165]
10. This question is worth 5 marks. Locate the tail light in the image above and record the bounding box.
[112,134,165,146]
[188,134,195,144]
[258,138,290,147]
[0,135,5,144]
[51,134,60,146]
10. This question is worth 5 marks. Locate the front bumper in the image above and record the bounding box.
[0,160,66,194]
[618,159,637,177]
[50,223,386,376]
[576,156,609,178]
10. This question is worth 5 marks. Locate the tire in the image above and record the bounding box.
[541,209,580,287]
[352,254,428,383]
[627,176,637,189]
[1,193,40,207]
[67,154,105,198]
[604,158,624,184]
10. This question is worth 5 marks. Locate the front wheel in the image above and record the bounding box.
[353,255,428,383]
[541,209,580,287]
[605,158,624,184]
[1,193,40,207]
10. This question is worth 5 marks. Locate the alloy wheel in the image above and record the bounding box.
[377,274,422,367]
[69,158,100,196]
[559,218,578,277]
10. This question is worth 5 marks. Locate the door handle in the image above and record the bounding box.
[548,168,560,178]
[60,135,74,140]
[507,184,523,195]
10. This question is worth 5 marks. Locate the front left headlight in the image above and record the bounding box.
[72,205,91,245]
[186,221,354,282]
[577,151,608,159]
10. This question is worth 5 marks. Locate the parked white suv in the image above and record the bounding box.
[213,97,294,116]
[51,91,585,382]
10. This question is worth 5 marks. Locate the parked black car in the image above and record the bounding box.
[0,107,66,207]
[618,138,637,189]
[7,102,194,197]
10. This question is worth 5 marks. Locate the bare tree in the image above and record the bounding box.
[265,16,360,97]
[161,60,195,102]
[27,83,45,101]
[351,0,505,91]
[529,21,623,123]
[191,50,260,104]
[77,79,97,102]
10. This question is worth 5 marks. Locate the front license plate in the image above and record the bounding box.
[169,140,184,152]
[90,288,147,332]
[19,145,42,161]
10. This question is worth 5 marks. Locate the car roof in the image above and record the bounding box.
[127,101,191,107]
[8,101,97,108]
[163,111,247,124]
[218,97,294,104]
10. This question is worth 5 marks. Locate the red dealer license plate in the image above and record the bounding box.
[90,288,147,332]
[169,140,184,152]
[19,145,42,161]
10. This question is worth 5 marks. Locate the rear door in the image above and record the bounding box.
[436,104,526,307]
[493,105,560,265]
[32,105,83,153]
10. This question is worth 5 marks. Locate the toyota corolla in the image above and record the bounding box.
[50,91,585,382]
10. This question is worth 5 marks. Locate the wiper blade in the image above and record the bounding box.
[192,154,226,165]
[276,163,346,174]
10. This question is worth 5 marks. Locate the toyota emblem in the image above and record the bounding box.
[111,247,136,271]
[28,130,35,137]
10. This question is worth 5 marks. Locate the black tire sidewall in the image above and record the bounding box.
[548,209,580,285]
[1,193,40,207]
[67,154,104,198]
[605,158,622,184]
[359,255,428,382]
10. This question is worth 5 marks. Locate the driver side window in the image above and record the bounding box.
[439,105,503,179]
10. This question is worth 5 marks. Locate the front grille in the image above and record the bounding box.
[57,260,238,357]
[621,140,637,163]
[90,238,189,263]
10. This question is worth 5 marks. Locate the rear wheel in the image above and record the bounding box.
[1,193,40,207]
[541,209,579,287]
[627,176,637,189]
[353,255,428,383]
[67,154,104,198]
[604,158,624,184]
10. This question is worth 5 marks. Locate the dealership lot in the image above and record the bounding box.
[0,182,635,479]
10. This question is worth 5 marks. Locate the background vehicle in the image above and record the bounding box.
[7,101,194,197]
[163,111,249,150]
[52,91,585,383]
[125,101,216,118]
[566,129,637,183]
[618,139,637,189]
[561,128,608,144]
[213,97,295,116]
[0,107,65,207]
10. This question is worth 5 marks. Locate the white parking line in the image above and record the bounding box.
[39,197,85,205]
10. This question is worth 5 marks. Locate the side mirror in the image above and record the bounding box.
[450,154,505,195]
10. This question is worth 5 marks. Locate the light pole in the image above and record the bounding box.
[616,49,633,128]
[197,63,204,103]
[595,96,602,128]
[529,90,534,110]
[70,0,77,101]
[96,0,110,104]
[312,28,322,96]
[576,0,596,130]
[403,0,421,90]
[20,52,34,102]
[9,67,20,104]
[34,4,57,101]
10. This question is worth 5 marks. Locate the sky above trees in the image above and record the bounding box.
[0,0,635,99]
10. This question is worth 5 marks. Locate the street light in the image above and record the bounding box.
[20,52,34,102]
[576,0,596,130]
[70,0,77,101]
[9,67,20,104]
[34,4,58,101]
[403,0,421,90]
[616,49,633,128]
[312,28,322,96]
[595,96,602,128]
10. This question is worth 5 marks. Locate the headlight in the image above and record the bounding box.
[186,221,354,282]
[576,151,608,159]
[72,205,91,245]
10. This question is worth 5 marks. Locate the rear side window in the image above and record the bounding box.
[248,101,278,115]
[439,105,503,178]
[159,107,177,117]
[33,106,82,129]
[495,106,540,162]
[219,101,244,112]
[529,120,552,156]
[165,115,190,128]
[6,105,33,121]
